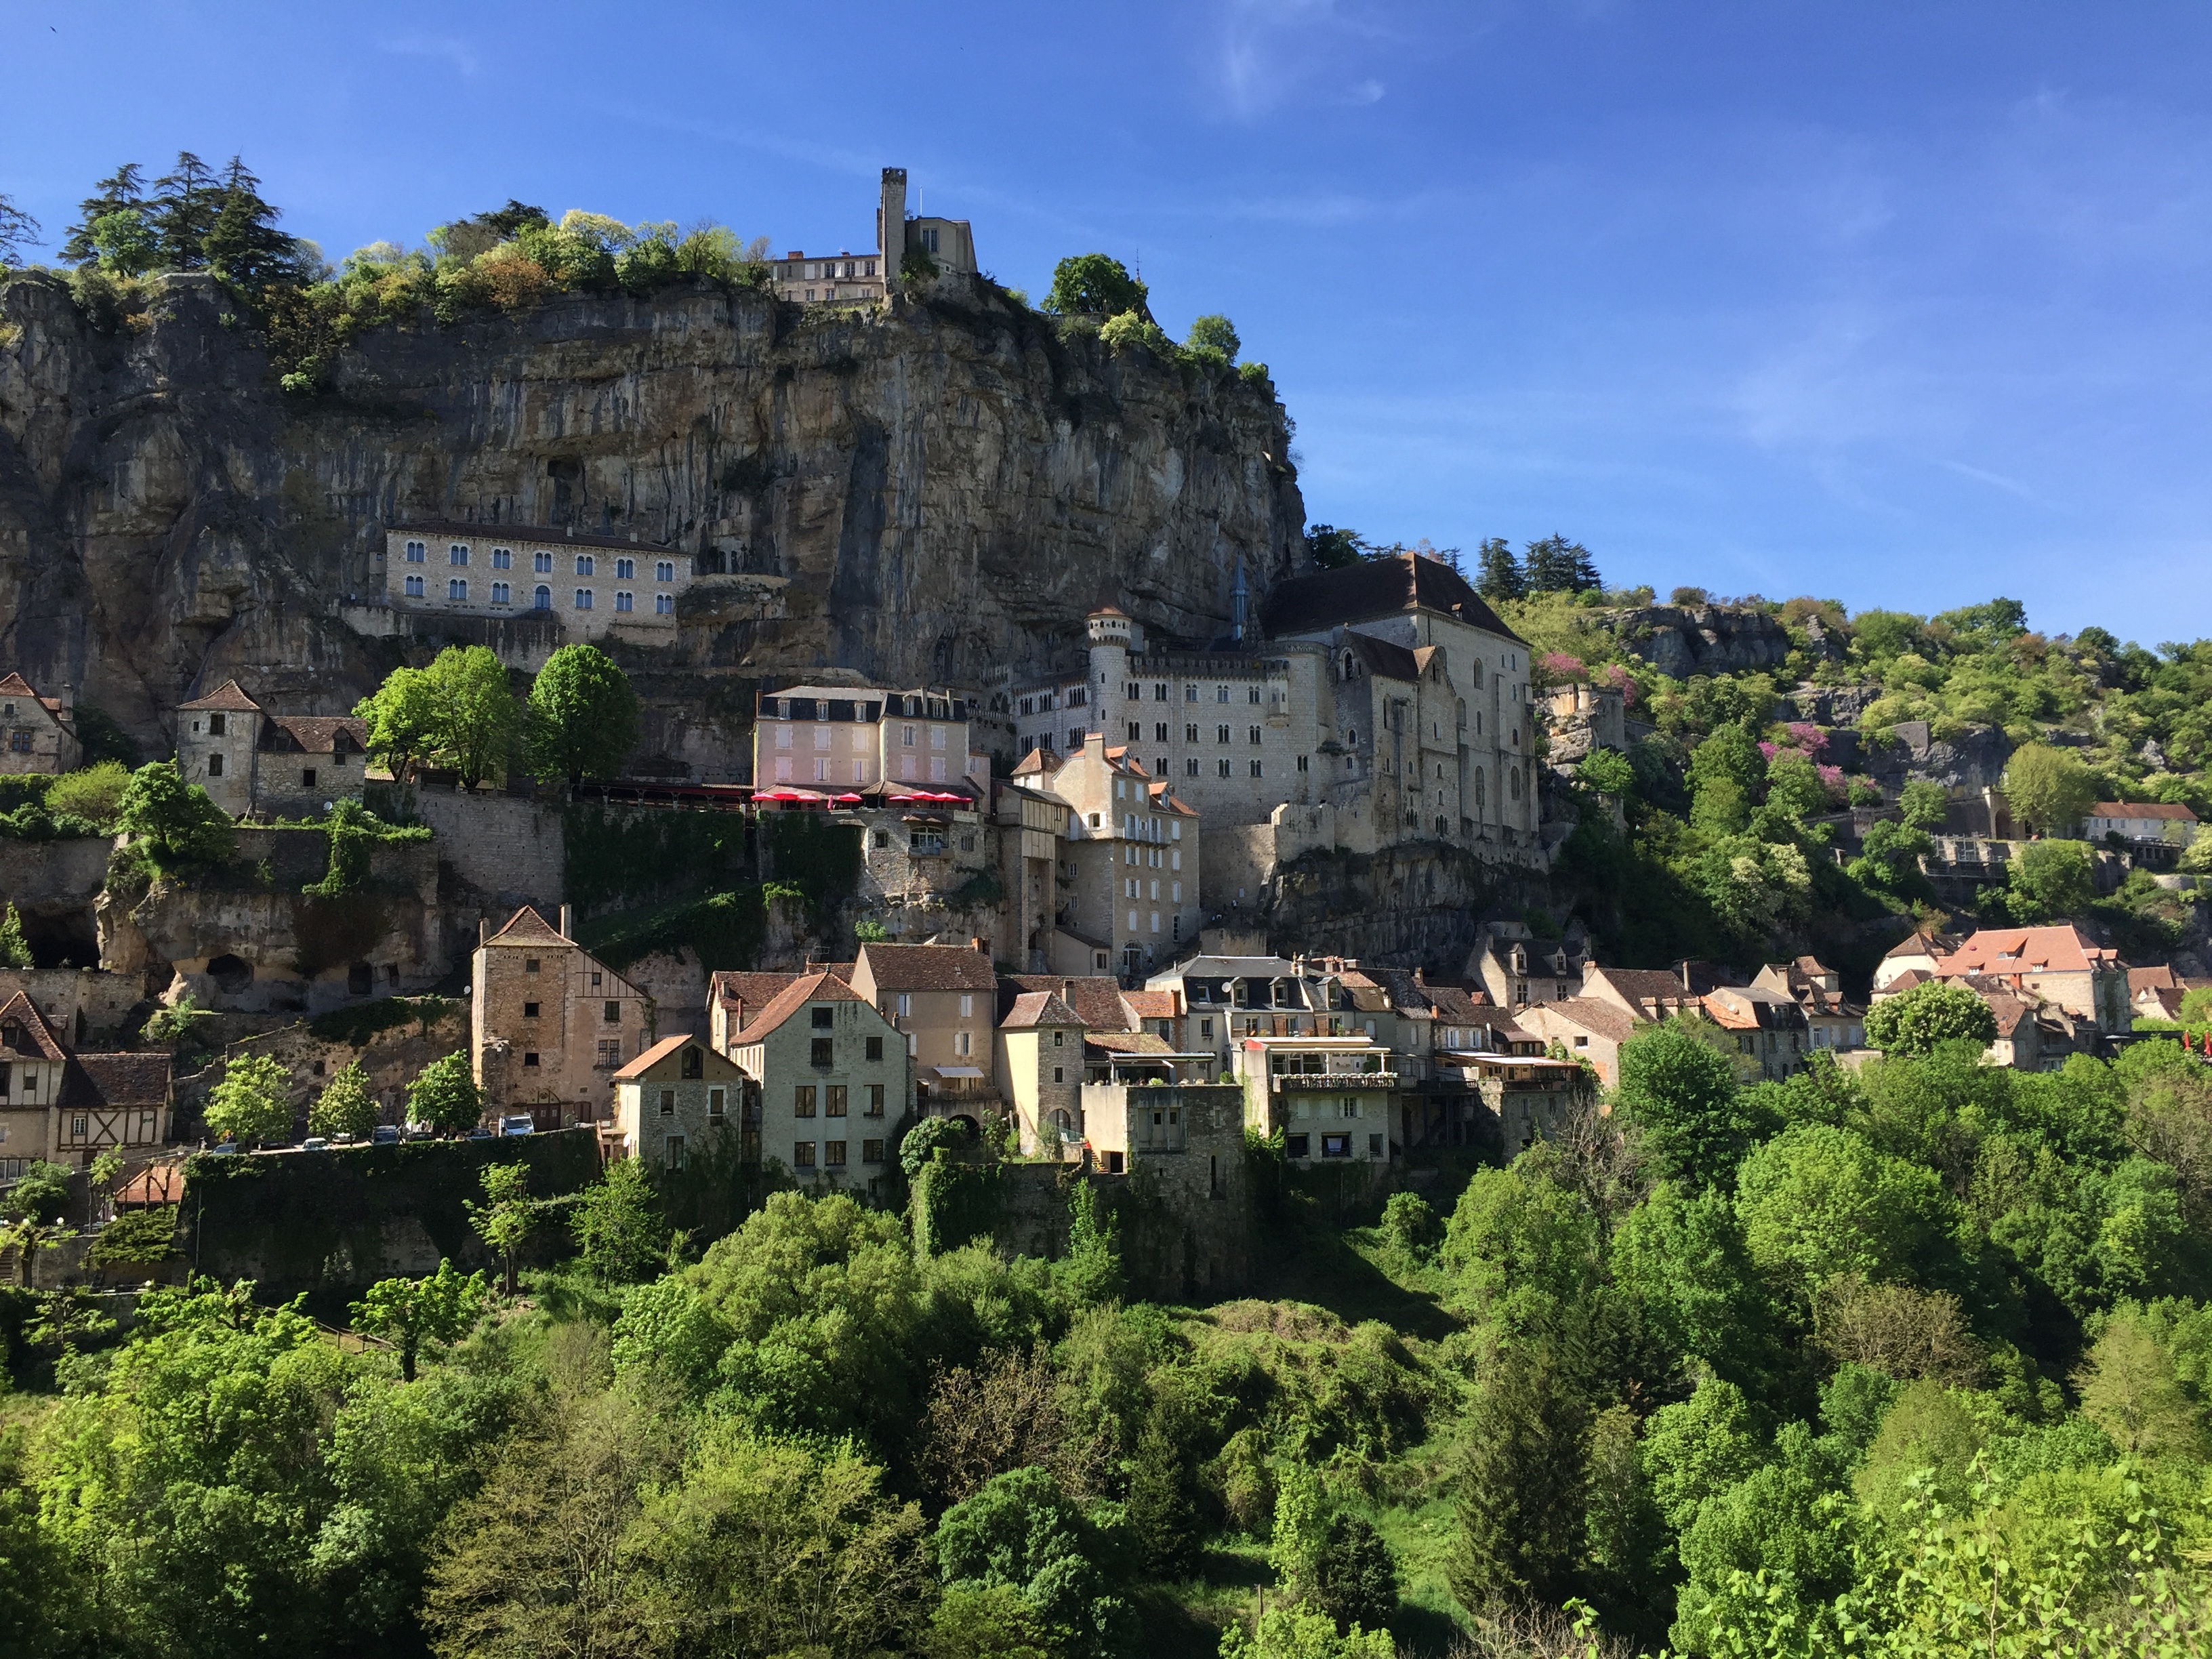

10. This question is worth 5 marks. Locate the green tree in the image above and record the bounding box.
[1378,1191,1442,1261]
[148,151,225,268]
[1447,1338,1590,1610]
[46,760,133,829]
[0,903,30,969]
[570,1155,666,1286]
[1311,1514,1398,1635]
[1045,253,1147,317]
[1898,778,1948,830]
[1058,1179,1124,1307]
[0,1159,72,1223]
[116,760,234,869]
[422,644,520,788]
[1475,537,1524,601]
[60,162,146,265]
[525,643,640,787]
[2007,836,2096,921]
[405,1052,482,1135]
[926,1585,1055,1659]
[1639,1378,1765,1534]
[935,1465,1133,1659]
[2001,741,2096,836]
[1848,817,1935,898]
[1688,722,1768,803]
[468,1160,537,1296]
[1184,313,1239,363]
[308,1059,379,1141]
[1614,1021,1761,1193]
[1862,979,1998,1057]
[142,991,215,1050]
[349,1260,487,1382]
[1307,525,1370,569]
[354,665,443,782]
[201,156,313,291]
[2074,1309,2205,1458]
[203,1051,294,1145]
[1217,1603,1394,1659]
[87,209,157,276]
[1734,1123,1954,1296]
[0,195,39,268]
[1764,751,1832,821]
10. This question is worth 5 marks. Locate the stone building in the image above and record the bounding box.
[472,906,656,1130]
[752,684,990,792]
[1001,554,1543,897]
[992,781,1073,972]
[1145,952,1352,1067]
[1515,998,1640,1091]
[848,941,1000,1119]
[997,988,1086,1153]
[0,991,171,1176]
[1454,1050,1593,1155]
[767,166,977,306]
[175,680,369,820]
[377,523,692,644]
[1468,920,1591,1008]
[1752,957,1866,1052]
[1010,734,1201,982]
[611,1034,752,1172]
[1235,1033,1398,1168]
[1931,925,2131,1035]
[1702,985,1812,1082]
[720,968,904,1183]
[0,673,81,775]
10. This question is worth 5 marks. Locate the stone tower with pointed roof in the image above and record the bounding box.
[471,905,656,1130]
[176,679,370,820]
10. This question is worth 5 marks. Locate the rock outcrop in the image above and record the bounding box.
[0,270,1303,771]
[1593,602,1795,678]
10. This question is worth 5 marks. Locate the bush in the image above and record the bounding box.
[1,1160,72,1223]
[1378,1191,1441,1261]
[45,760,132,830]
[116,760,233,869]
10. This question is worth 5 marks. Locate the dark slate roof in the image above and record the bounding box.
[1344,632,1423,682]
[1260,553,1525,644]
[260,716,369,754]
[62,1052,173,1109]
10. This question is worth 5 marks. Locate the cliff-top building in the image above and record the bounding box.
[768,167,977,306]
[377,523,693,643]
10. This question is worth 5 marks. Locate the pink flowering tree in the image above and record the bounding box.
[1537,651,1587,686]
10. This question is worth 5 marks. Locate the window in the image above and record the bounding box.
[523,1001,540,1019]
[863,1033,884,1062]
[658,1088,676,1116]
[866,1084,886,1116]
[533,550,553,573]
[525,958,540,973]
[302,767,318,788]
[448,577,468,600]
[404,574,425,597]
[811,1038,834,1067]
[615,591,634,612]
[523,1051,539,1067]
[709,1087,726,1118]
[1322,1133,1351,1158]
[1286,1132,1310,1158]
[896,993,911,1017]
[657,560,675,581]
[1186,758,1200,777]
[825,1139,847,1168]
[827,1084,848,1116]
[1216,724,1231,744]
[959,993,973,1018]
[1128,721,1142,741]
[604,1000,620,1023]
[795,1086,817,1117]
[207,753,224,777]
[656,593,674,615]
[1217,759,1231,777]
[405,539,426,564]
[1250,760,1263,777]
[794,1141,816,1168]
[666,1134,687,1169]
[1369,1133,1385,1158]
[1216,685,1230,702]
[575,588,594,609]
[491,581,511,605]
[616,557,636,579]
[534,585,552,609]
[1052,1065,1064,1082]
[575,554,595,575]
[596,1038,621,1067]
[863,1138,885,1164]
[492,546,512,569]
[955,1029,972,1057]
[812,1005,835,1029]
[1248,725,1262,745]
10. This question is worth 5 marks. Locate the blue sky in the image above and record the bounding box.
[6,1,2211,642]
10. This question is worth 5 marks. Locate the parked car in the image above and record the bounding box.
[301,1136,329,1151]
[498,1115,535,1137]
[204,1142,241,1157]
[369,1126,401,1146]
[465,1127,493,1141]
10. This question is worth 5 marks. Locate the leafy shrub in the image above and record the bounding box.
[45,760,132,830]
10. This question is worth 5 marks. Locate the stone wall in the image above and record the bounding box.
[179,1129,601,1295]
[0,834,112,967]
[409,787,566,912]
[181,996,472,1134]
[0,966,150,1046]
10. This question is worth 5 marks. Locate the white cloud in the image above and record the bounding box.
[377,35,478,77]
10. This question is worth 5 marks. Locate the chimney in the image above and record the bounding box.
[478,919,489,947]
[971,937,987,954]
[559,905,573,939]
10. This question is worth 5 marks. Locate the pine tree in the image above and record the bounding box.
[60,163,145,264]
[1522,534,1579,594]
[0,197,41,270]
[149,152,224,269]
[1570,542,1603,594]
[1448,1340,1591,1610]
[203,157,309,291]
[1475,537,1523,601]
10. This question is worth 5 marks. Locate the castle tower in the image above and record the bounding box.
[878,168,907,281]
[1087,602,1132,741]
[1231,562,1248,645]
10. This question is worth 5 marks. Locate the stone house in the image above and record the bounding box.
[848,941,1002,1120]
[708,969,843,1054]
[1012,734,1202,981]
[176,680,369,820]
[1235,1033,1397,1168]
[1702,986,1812,1082]
[1450,1050,1595,1155]
[1932,925,2131,1035]
[0,991,171,1177]
[1469,920,1590,1008]
[721,970,904,1183]
[1579,964,1707,1023]
[380,523,693,644]
[611,1034,752,1172]
[1146,954,1351,1067]
[2086,802,2197,844]
[1515,997,1641,1091]
[993,780,1073,973]
[472,906,655,1130]
[1752,957,1866,1052]
[753,683,989,793]
[0,673,80,775]
[998,989,1086,1153]
[1875,930,1961,992]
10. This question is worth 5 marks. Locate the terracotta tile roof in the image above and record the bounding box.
[1704,987,1809,1031]
[1121,990,1178,1020]
[0,991,67,1061]
[1002,991,1082,1028]
[2137,985,2186,1020]
[1938,926,2115,979]
[735,970,865,1044]
[2091,801,2198,821]
[1975,990,2038,1040]
[485,906,569,945]
[1260,552,1525,644]
[2129,966,2183,994]
[179,678,264,713]
[1004,974,1132,1030]
[1883,929,1960,961]
[857,942,996,993]
[1527,998,1641,1046]
[62,1052,173,1109]
[1884,968,1930,993]
[711,970,804,1009]
[116,1162,183,1206]
[613,1033,712,1080]
[260,716,369,754]
[1086,1030,1174,1055]
[0,672,35,698]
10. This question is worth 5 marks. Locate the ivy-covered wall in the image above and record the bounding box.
[179,1130,601,1295]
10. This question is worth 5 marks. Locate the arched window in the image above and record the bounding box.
[1510,766,1523,801]
[447,577,467,600]
[1475,767,1486,813]
[1456,698,1467,729]
[575,589,594,610]
[1342,651,1356,680]
[575,554,595,576]
[1471,659,1485,689]
[533,585,552,610]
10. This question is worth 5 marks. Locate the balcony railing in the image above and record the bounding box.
[1271,1071,1396,1090]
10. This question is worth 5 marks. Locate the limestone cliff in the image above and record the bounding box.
[0,270,1303,770]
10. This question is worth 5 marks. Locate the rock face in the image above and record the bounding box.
[0,270,1303,769]
[1594,602,1795,678]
